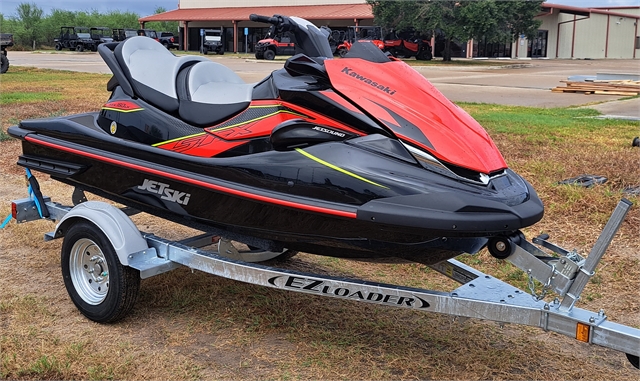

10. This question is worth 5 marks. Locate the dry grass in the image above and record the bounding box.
[0,67,639,380]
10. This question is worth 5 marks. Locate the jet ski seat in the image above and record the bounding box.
[114,36,207,114]
[114,36,253,127]
[176,61,253,127]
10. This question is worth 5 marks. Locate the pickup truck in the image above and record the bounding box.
[159,32,178,49]
[1,33,14,74]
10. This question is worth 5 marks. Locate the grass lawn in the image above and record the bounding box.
[0,66,638,380]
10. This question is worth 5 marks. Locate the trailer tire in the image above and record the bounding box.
[0,54,8,74]
[626,353,640,369]
[263,49,276,60]
[76,44,84,52]
[61,220,140,323]
[55,43,62,51]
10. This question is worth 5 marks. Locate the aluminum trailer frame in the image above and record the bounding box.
[9,189,640,369]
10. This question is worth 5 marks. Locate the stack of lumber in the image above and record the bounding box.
[552,79,640,96]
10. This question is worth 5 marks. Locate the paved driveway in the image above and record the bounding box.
[6,50,640,118]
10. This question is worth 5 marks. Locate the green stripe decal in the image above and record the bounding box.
[152,132,206,147]
[295,148,388,189]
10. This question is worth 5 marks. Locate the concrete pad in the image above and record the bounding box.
[584,98,640,120]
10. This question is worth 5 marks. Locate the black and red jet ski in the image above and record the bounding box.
[8,14,543,265]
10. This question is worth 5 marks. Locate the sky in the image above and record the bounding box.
[1,0,639,18]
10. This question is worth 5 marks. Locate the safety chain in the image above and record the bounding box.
[528,264,556,301]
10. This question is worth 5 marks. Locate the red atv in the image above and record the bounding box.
[336,26,385,58]
[254,27,295,60]
[384,30,432,60]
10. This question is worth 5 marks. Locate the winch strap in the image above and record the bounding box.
[25,168,50,218]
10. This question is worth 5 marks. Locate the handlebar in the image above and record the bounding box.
[249,14,281,25]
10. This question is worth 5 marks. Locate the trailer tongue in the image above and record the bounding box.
[7,179,640,370]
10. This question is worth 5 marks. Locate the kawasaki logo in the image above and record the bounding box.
[341,67,396,96]
[268,275,430,309]
[138,179,191,205]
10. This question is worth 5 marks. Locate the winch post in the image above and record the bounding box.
[560,199,633,311]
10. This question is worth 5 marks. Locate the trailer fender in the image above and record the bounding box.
[53,201,147,266]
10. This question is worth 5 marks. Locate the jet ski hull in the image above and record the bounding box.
[9,111,542,264]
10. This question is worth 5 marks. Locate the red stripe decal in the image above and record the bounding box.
[25,136,357,219]
[102,100,143,112]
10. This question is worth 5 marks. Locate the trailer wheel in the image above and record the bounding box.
[55,43,62,51]
[263,49,276,60]
[626,353,640,369]
[76,44,84,52]
[61,220,140,323]
[0,54,8,74]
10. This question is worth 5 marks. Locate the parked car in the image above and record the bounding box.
[202,28,224,55]
[159,32,178,50]
[54,26,99,52]
[1,33,13,74]
[112,28,137,42]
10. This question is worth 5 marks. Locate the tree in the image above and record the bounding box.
[367,0,543,61]
[145,7,179,34]
[14,2,44,47]
[460,0,543,43]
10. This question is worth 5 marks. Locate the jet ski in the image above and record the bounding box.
[7,14,544,265]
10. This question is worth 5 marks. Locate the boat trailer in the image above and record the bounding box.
[6,178,640,369]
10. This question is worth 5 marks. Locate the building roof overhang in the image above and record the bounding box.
[541,3,640,19]
[541,3,590,17]
[139,3,374,22]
